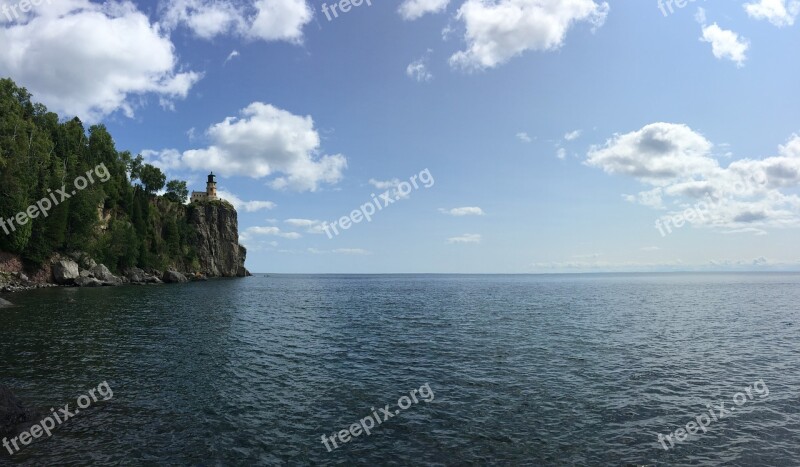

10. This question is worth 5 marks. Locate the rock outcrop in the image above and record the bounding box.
[162,270,188,284]
[187,201,249,277]
[91,264,122,286]
[52,260,80,285]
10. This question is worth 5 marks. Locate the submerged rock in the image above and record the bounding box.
[0,386,38,437]
[0,298,12,308]
[52,260,80,285]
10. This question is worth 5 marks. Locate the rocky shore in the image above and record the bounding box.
[0,251,220,295]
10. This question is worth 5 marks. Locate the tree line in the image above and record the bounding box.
[0,78,198,272]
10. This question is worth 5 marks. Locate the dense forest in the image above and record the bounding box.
[0,78,212,272]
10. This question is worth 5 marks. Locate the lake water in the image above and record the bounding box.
[1,273,799,465]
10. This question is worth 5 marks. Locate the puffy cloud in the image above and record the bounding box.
[248,0,312,43]
[744,0,800,27]
[0,0,201,121]
[587,124,800,230]
[145,102,347,192]
[160,0,243,39]
[564,129,582,141]
[160,0,312,43]
[439,207,485,216]
[446,233,482,244]
[586,123,717,183]
[700,23,749,67]
[449,0,609,70]
[399,0,450,20]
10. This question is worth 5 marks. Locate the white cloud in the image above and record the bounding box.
[623,188,664,210]
[369,178,412,199]
[587,124,800,230]
[517,132,533,143]
[439,207,485,216]
[243,226,302,239]
[700,23,749,67]
[556,147,567,160]
[160,0,243,39]
[449,0,609,70]
[145,102,347,192]
[744,0,800,27]
[160,0,312,43]
[564,129,582,141]
[399,0,450,19]
[407,55,434,82]
[285,218,327,234]
[586,123,717,183]
[0,0,201,121]
[446,233,482,244]
[225,50,240,64]
[248,0,312,43]
[216,190,276,212]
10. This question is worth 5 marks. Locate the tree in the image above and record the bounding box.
[139,164,165,195]
[164,180,189,204]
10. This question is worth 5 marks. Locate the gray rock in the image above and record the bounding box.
[91,264,121,285]
[124,268,146,283]
[162,270,188,284]
[79,270,94,278]
[0,298,13,308]
[52,260,80,285]
[75,276,104,287]
[12,272,28,282]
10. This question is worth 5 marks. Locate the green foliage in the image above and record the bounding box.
[164,180,188,204]
[139,164,166,195]
[0,78,199,272]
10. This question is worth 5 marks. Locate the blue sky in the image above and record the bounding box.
[2,0,799,273]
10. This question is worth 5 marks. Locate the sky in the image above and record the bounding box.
[1,0,800,273]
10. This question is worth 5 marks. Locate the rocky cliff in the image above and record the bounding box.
[187,200,249,278]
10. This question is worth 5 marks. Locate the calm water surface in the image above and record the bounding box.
[1,273,799,465]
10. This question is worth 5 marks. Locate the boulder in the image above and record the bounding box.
[162,270,188,284]
[124,268,146,283]
[91,264,122,286]
[79,270,94,278]
[12,272,28,282]
[0,298,12,308]
[52,260,80,285]
[75,276,104,287]
[0,386,38,437]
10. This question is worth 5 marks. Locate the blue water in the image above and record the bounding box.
[1,273,799,465]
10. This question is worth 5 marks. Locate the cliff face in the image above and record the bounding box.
[186,201,249,277]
